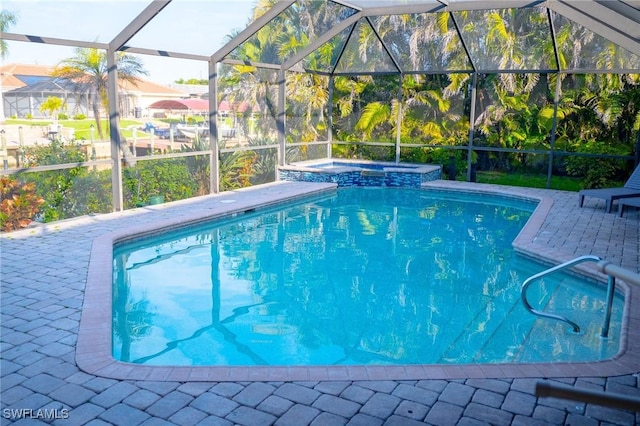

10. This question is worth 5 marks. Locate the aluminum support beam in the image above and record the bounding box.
[281,13,363,71]
[209,61,220,194]
[119,46,208,62]
[0,32,206,62]
[450,14,476,72]
[106,51,123,211]
[110,0,172,50]
[329,0,362,11]
[365,16,402,74]
[548,0,640,56]
[467,73,478,182]
[107,0,172,211]
[444,0,545,11]
[0,32,107,49]
[277,70,286,167]
[396,74,403,163]
[590,1,640,40]
[547,75,562,189]
[328,76,335,159]
[221,59,283,70]
[360,3,446,16]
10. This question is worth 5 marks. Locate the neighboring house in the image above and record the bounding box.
[120,79,187,118]
[1,63,186,119]
[4,76,95,119]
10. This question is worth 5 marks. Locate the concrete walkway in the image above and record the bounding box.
[1,181,639,425]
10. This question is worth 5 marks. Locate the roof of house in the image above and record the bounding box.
[120,79,183,96]
[6,78,92,94]
[0,62,183,96]
[0,63,54,89]
[148,98,209,111]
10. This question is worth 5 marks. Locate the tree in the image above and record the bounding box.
[175,78,207,85]
[39,96,65,121]
[51,47,147,140]
[219,0,338,142]
[0,10,17,58]
[1,10,18,123]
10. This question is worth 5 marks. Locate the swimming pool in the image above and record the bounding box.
[111,187,623,368]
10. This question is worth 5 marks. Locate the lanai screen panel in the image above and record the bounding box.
[226,0,358,66]
[400,73,470,146]
[333,19,400,75]
[551,12,640,71]
[371,13,472,73]
[285,72,330,145]
[297,25,352,74]
[472,72,555,149]
[126,0,252,56]
[3,0,146,43]
[216,63,280,142]
[346,0,443,10]
[453,7,557,71]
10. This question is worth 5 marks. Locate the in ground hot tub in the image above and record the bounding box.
[278,159,441,187]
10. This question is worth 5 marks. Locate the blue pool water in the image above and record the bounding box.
[112,188,623,366]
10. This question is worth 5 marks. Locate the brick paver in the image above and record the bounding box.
[312,394,361,417]
[275,404,320,426]
[359,393,400,418]
[274,383,321,405]
[233,382,276,407]
[1,181,638,425]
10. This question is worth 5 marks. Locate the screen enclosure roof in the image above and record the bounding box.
[2,0,639,75]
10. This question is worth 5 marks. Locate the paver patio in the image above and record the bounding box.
[1,180,639,425]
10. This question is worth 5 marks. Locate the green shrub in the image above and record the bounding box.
[58,113,69,120]
[23,138,93,222]
[400,147,469,180]
[73,114,87,120]
[0,177,44,232]
[565,141,629,189]
[123,159,198,208]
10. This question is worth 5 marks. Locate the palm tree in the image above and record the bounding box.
[1,10,18,123]
[220,0,340,143]
[51,47,147,139]
[0,10,17,58]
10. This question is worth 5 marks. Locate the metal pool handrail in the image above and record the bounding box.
[536,381,640,411]
[520,255,616,337]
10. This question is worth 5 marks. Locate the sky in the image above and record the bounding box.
[2,0,256,85]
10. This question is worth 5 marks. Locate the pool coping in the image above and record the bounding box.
[77,180,640,382]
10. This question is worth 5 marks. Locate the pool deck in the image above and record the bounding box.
[1,180,639,425]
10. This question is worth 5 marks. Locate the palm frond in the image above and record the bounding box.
[355,102,391,138]
[422,122,443,139]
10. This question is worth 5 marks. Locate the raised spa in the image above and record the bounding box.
[278,159,441,187]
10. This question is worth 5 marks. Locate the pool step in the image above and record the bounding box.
[436,261,620,364]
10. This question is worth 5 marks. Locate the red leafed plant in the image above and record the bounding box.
[0,177,45,232]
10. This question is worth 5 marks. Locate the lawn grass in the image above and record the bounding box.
[7,118,148,140]
[475,171,583,192]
